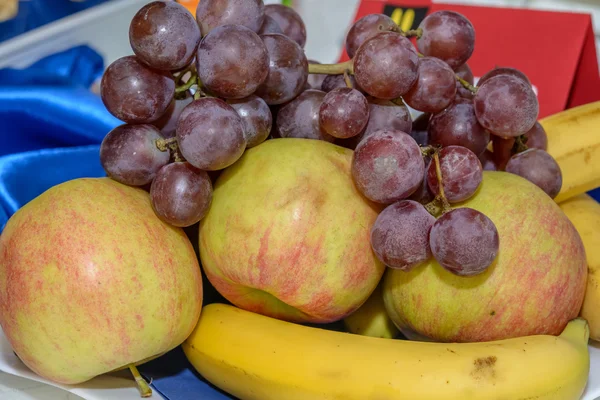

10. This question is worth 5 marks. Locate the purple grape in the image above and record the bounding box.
[319,87,370,139]
[427,146,482,203]
[176,98,247,170]
[474,75,539,138]
[152,94,193,138]
[409,156,434,204]
[416,10,475,69]
[524,121,548,151]
[227,95,272,148]
[255,33,308,105]
[428,102,489,156]
[321,74,363,93]
[100,124,170,186]
[354,32,420,100]
[345,14,397,59]
[403,57,457,113]
[100,56,174,123]
[129,1,200,71]
[410,113,430,146]
[362,97,413,140]
[150,162,213,227]
[352,130,424,204]
[307,60,327,90]
[371,200,435,270]
[479,150,497,171]
[455,63,474,99]
[196,0,265,35]
[430,208,499,276]
[196,25,269,99]
[491,135,514,171]
[258,14,283,35]
[477,67,531,87]
[276,89,334,142]
[264,4,306,48]
[505,149,562,199]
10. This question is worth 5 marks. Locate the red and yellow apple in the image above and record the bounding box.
[383,171,587,342]
[199,138,385,323]
[0,178,203,384]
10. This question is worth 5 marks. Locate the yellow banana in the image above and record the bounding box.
[542,101,600,203]
[183,303,590,400]
[560,193,600,341]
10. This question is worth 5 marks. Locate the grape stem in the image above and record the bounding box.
[175,64,195,86]
[512,135,529,154]
[156,137,177,152]
[343,70,353,88]
[433,151,451,213]
[420,145,438,157]
[175,74,197,94]
[456,75,477,94]
[392,97,406,107]
[129,364,152,398]
[308,59,354,75]
[401,28,422,38]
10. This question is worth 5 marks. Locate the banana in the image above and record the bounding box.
[560,193,600,342]
[541,100,600,203]
[183,303,590,400]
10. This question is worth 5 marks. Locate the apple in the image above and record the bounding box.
[0,178,203,384]
[383,171,587,342]
[199,138,385,323]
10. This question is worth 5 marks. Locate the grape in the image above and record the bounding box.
[455,63,474,99]
[352,130,424,204]
[276,89,334,142]
[196,25,269,99]
[410,113,430,146]
[429,208,499,276]
[153,94,193,138]
[176,98,247,170]
[150,162,213,227]
[370,200,435,270]
[477,66,531,87]
[403,57,457,113]
[491,135,514,171]
[319,87,370,139]
[524,121,548,151]
[354,32,419,100]
[196,0,265,36]
[479,150,497,171]
[416,10,475,69]
[227,95,272,148]
[255,33,308,105]
[100,56,174,123]
[129,1,200,71]
[307,60,327,90]
[345,14,397,59]
[427,146,482,203]
[321,74,363,93]
[409,156,434,204]
[474,75,539,137]
[428,102,489,156]
[264,4,306,48]
[505,149,562,199]
[100,124,170,186]
[258,15,283,35]
[362,97,412,140]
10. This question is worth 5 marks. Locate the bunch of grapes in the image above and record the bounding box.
[97,0,561,277]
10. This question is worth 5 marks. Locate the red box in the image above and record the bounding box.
[339,0,600,118]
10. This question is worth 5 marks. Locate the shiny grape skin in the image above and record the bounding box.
[100,56,174,124]
[196,0,265,36]
[427,146,483,203]
[321,74,364,93]
[307,60,327,90]
[429,207,499,276]
[416,10,475,69]
[100,124,170,186]
[354,32,420,100]
[370,200,436,270]
[352,130,424,204]
[176,98,247,171]
[264,4,306,48]
[477,66,531,87]
[362,97,413,141]
[455,63,474,99]
[255,34,308,105]
[428,101,489,156]
[129,1,200,71]
[479,150,498,171]
[505,149,562,199]
[152,94,193,138]
[258,15,283,34]
[403,57,457,113]
[227,95,272,148]
[276,89,334,142]
[196,25,269,99]
[319,87,370,139]
[474,75,539,138]
[150,162,213,227]
[524,121,548,151]
[345,14,397,59]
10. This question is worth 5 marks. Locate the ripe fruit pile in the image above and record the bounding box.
[99,0,561,279]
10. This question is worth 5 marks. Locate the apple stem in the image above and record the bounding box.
[512,134,529,154]
[432,151,451,213]
[308,59,354,75]
[456,75,477,94]
[129,364,152,398]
